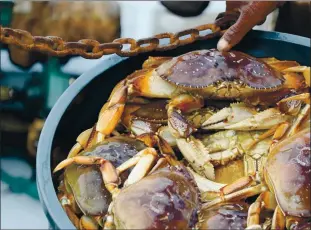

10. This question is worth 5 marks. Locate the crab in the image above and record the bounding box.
[76,48,309,140]
[63,49,309,181]
[54,136,149,229]
[121,90,310,183]
[177,91,310,181]
[120,99,176,146]
[197,201,250,229]
[54,131,239,229]
[202,124,310,229]
[121,99,218,148]
[53,49,310,229]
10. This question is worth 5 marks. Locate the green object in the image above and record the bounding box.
[42,58,71,116]
[1,167,39,200]
[0,1,14,27]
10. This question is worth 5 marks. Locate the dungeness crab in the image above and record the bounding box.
[53,48,310,229]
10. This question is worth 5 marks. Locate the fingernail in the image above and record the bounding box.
[217,38,230,51]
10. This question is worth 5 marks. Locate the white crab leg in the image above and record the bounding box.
[187,167,226,193]
[124,148,158,186]
[202,102,257,129]
[176,137,215,180]
[287,104,310,137]
[224,108,291,130]
[157,126,177,147]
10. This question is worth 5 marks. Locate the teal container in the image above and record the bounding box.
[0,1,14,27]
[36,30,310,229]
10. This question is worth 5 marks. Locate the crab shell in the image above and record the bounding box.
[153,49,304,105]
[264,127,310,218]
[112,166,200,229]
[197,202,249,229]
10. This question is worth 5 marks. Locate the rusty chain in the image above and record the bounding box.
[0,23,225,59]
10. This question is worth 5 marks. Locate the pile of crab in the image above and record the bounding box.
[54,49,310,230]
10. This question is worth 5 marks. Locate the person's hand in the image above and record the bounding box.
[216,1,286,51]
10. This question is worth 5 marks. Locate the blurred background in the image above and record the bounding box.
[0,1,309,229]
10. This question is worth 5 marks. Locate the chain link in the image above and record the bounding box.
[0,23,225,59]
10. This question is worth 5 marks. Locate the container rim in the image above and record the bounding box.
[36,30,310,229]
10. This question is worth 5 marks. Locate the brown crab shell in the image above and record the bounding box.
[264,127,311,218]
[197,202,249,229]
[155,49,285,101]
[113,166,200,229]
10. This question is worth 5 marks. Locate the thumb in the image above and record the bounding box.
[217,2,282,52]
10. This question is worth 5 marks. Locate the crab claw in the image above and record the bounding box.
[224,108,291,130]
[283,66,310,87]
[277,93,310,107]
[187,167,225,191]
[176,136,215,180]
[53,156,105,173]
[202,102,257,130]
[167,94,203,138]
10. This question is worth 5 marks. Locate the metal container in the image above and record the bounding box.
[36,30,310,229]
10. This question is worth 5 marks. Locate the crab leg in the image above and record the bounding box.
[136,132,181,167]
[286,104,310,138]
[187,167,225,193]
[271,206,286,230]
[246,196,264,230]
[277,93,310,138]
[148,158,169,175]
[203,184,264,209]
[224,108,290,130]
[220,173,256,196]
[125,148,158,186]
[79,215,99,230]
[157,126,177,147]
[115,147,157,174]
[62,205,80,228]
[203,170,276,210]
[203,106,290,131]
[202,102,257,129]
[53,156,106,173]
[246,191,278,229]
[248,93,311,149]
[96,81,128,142]
[93,66,179,143]
[66,127,94,158]
[246,122,289,150]
[57,193,80,228]
[277,92,310,107]
[176,137,215,180]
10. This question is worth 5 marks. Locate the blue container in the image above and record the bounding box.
[36,30,310,229]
